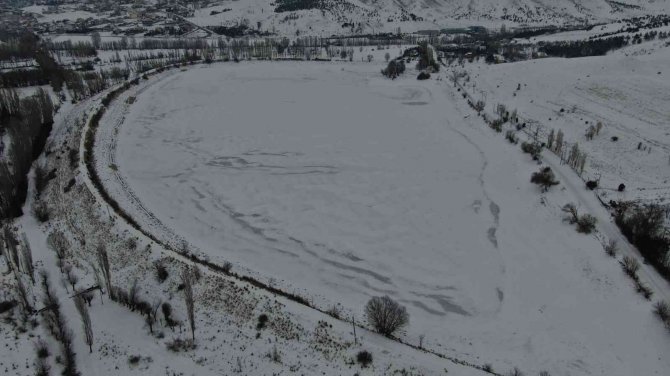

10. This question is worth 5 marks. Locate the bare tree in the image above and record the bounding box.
[2,225,20,271]
[47,230,69,272]
[181,268,195,341]
[365,295,409,337]
[96,245,113,300]
[14,274,33,320]
[74,295,93,353]
[145,299,161,334]
[66,268,79,291]
[91,32,101,49]
[20,233,34,282]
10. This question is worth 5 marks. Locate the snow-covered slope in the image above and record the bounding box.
[188,0,670,35]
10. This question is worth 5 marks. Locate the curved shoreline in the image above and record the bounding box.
[79,61,503,376]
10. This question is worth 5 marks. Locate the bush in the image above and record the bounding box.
[604,240,618,257]
[521,142,542,159]
[417,72,431,80]
[35,339,50,359]
[356,350,373,368]
[586,180,598,190]
[32,200,50,222]
[257,314,269,330]
[365,296,409,337]
[222,261,233,273]
[507,367,525,376]
[654,300,669,323]
[531,167,559,192]
[505,131,518,144]
[0,300,17,313]
[483,363,494,373]
[166,338,194,352]
[622,256,640,279]
[381,59,405,79]
[155,263,168,283]
[576,214,597,234]
[635,281,653,300]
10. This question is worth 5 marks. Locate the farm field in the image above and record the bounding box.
[89,60,670,376]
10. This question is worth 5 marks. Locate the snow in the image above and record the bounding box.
[458,40,670,204]
[22,5,101,22]
[83,59,670,376]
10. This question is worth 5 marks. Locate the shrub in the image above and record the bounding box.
[586,180,598,190]
[155,263,168,283]
[654,300,669,323]
[326,305,341,319]
[381,60,405,79]
[128,355,141,365]
[257,314,269,330]
[505,131,518,144]
[483,363,494,373]
[417,72,431,80]
[269,344,281,363]
[32,200,50,222]
[604,239,618,257]
[507,367,525,376]
[365,295,409,337]
[166,338,193,352]
[0,300,17,314]
[531,167,559,192]
[222,261,233,273]
[635,281,653,300]
[521,142,542,159]
[35,339,50,359]
[622,256,640,279]
[356,350,373,368]
[562,203,579,224]
[576,214,597,234]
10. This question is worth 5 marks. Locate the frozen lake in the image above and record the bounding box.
[109,62,670,375]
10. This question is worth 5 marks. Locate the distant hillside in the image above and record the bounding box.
[188,0,670,35]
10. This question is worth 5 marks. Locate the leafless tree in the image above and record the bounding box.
[96,245,113,300]
[47,230,69,272]
[66,268,78,291]
[146,299,161,334]
[74,295,93,353]
[2,225,20,272]
[14,274,33,320]
[562,203,579,224]
[181,268,195,341]
[365,295,409,337]
[20,233,34,283]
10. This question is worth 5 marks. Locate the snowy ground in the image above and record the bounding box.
[458,40,670,205]
[2,68,494,376]
[86,59,670,376]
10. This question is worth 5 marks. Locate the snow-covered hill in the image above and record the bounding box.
[188,0,670,36]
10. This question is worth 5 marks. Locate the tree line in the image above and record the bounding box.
[0,88,54,220]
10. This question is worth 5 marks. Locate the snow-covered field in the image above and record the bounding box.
[459,40,670,205]
[87,60,670,375]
